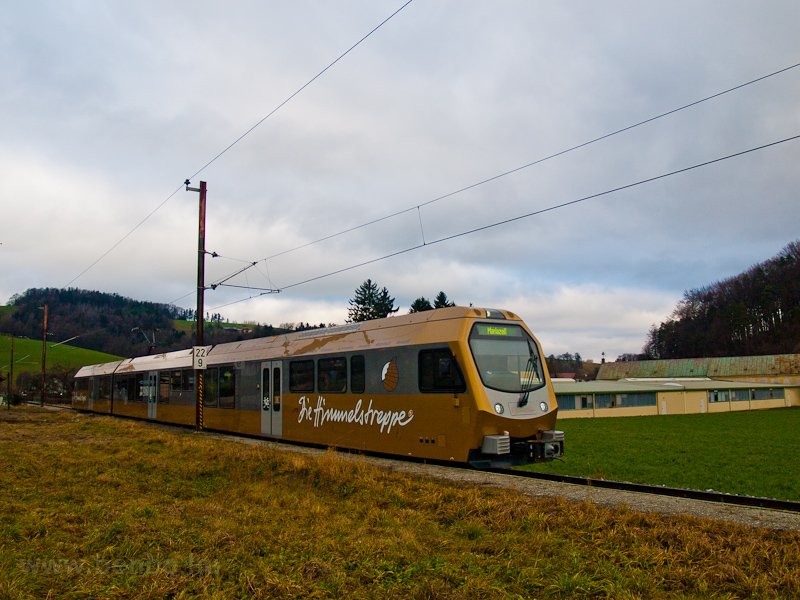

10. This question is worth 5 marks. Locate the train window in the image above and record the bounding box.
[469,323,544,394]
[272,366,281,412]
[419,349,466,393]
[219,366,236,409]
[137,377,149,402]
[98,376,112,401]
[159,372,170,403]
[204,367,219,408]
[318,357,347,393]
[113,376,125,403]
[182,369,195,391]
[350,355,365,394]
[290,360,315,393]
[170,370,182,391]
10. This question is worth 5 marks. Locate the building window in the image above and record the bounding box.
[318,357,347,393]
[290,360,314,393]
[709,390,729,403]
[419,349,466,393]
[731,389,749,402]
[617,393,656,407]
[752,388,784,400]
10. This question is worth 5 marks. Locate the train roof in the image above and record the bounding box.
[206,306,524,365]
[73,307,529,375]
[115,349,194,373]
[75,360,125,378]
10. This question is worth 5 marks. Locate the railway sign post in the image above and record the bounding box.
[193,346,212,370]
[186,180,207,431]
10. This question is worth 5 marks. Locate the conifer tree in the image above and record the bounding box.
[433,291,456,308]
[409,297,433,313]
[347,279,398,322]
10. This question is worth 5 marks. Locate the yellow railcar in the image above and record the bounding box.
[74,307,564,467]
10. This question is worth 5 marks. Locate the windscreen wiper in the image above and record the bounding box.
[518,357,536,407]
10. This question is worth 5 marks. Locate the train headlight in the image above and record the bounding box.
[494,403,504,415]
[539,401,548,412]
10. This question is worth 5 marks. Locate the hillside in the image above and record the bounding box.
[1,334,121,398]
[0,288,281,358]
[644,240,800,359]
[0,334,120,374]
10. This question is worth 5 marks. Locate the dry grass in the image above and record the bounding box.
[1,406,799,599]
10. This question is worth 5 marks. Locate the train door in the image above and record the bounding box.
[260,361,283,438]
[147,372,158,419]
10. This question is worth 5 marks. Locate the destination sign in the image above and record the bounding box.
[476,325,524,337]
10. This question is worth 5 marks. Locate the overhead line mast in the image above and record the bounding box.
[186,180,207,431]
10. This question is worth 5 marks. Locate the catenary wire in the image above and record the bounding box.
[250,61,800,265]
[208,133,798,305]
[65,0,414,288]
[199,60,800,296]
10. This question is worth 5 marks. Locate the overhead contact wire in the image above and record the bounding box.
[66,0,415,287]
[252,60,800,266]
[272,134,800,293]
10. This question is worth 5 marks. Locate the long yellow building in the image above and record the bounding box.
[555,353,800,418]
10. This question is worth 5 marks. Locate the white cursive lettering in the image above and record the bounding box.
[297,396,414,434]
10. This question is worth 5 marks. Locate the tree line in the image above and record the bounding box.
[643,240,800,359]
[0,288,280,358]
[346,279,456,322]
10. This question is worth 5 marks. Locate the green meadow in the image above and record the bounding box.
[0,334,120,380]
[522,408,800,501]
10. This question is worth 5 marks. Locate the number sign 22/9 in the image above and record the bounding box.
[192,346,213,370]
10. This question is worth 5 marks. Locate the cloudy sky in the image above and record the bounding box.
[2,1,798,361]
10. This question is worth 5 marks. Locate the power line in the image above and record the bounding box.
[65,0,415,288]
[248,133,799,297]
[203,60,800,293]
[254,61,800,263]
[65,183,185,287]
[173,57,800,306]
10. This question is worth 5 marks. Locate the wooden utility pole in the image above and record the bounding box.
[6,336,12,410]
[40,304,48,406]
[186,180,207,431]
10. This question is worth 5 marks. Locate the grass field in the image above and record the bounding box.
[0,335,120,380]
[522,408,800,501]
[1,407,799,598]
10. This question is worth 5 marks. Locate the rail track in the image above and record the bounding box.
[489,468,800,513]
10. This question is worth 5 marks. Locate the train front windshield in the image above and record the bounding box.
[468,323,545,393]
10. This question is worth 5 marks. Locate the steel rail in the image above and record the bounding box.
[488,468,800,513]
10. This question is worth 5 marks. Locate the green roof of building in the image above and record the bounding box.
[553,379,781,396]
[596,354,800,380]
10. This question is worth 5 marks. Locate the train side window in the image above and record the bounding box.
[204,367,219,408]
[350,355,365,394]
[318,357,347,393]
[419,349,466,393]
[182,369,195,392]
[290,360,315,393]
[170,370,182,392]
[219,366,236,409]
[158,372,170,403]
[98,376,112,401]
